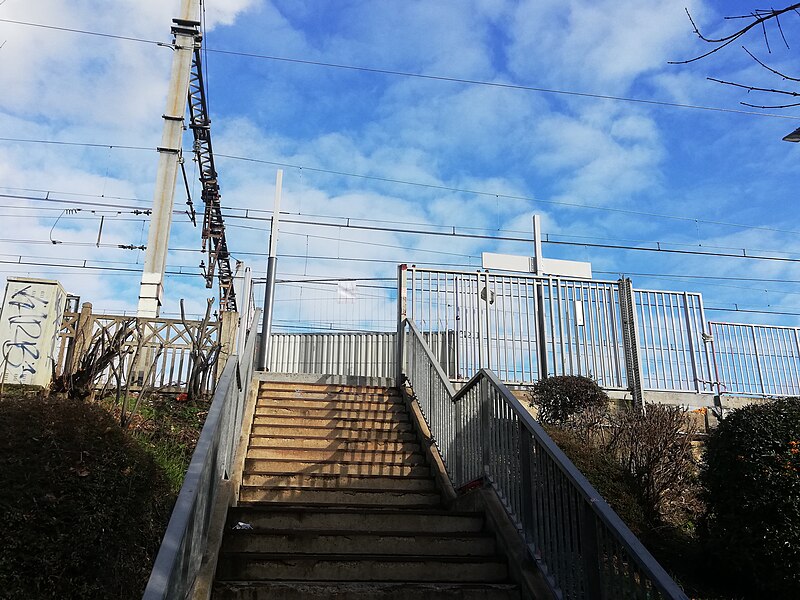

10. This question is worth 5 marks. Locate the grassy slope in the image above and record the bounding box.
[0,387,207,599]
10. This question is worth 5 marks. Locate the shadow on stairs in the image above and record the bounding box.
[210,378,526,600]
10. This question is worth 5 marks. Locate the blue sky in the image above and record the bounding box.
[0,0,798,330]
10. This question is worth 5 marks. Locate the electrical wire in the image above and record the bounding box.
[3,17,799,121]
[3,141,800,238]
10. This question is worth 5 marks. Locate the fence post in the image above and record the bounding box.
[482,272,493,371]
[65,302,94,375]
[217,311,239,382]
[535,280,548,380]
[750,325,766,396]
[682,292,701,393]
[618,278,644,408]
[395,264,408,387]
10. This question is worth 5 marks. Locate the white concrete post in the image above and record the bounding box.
[137,0,200,318]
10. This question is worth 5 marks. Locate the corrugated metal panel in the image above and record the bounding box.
[268,332,396,377]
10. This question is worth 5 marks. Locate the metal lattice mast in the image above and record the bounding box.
[187,44,236,312]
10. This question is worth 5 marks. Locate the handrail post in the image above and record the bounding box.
[580,501,603,598]
[518,423,534,543]
[453,397,463,487]
[396,264,408,387]
[480,375,491,479]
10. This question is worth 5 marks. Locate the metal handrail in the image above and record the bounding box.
[404,318,688,600]
[142,309,262,600]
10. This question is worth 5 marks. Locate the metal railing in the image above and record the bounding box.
[56,308,221,393]
[405,267,629,388]
[403,318,688,600]
[268,332,395,378]
[403,266,713,395]
[634,290,712,393]
[142,309,261,600]
[710,321,800,397]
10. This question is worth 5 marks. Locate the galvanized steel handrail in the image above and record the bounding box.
[142,309,261,600]
[404,318,688,600]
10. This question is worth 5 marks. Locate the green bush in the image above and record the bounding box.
[528,375,608,425]
[701,397,800,599]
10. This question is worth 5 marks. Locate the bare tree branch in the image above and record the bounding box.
[707,76,800,97]
[775,12,791,49]
[743,46,800,82]
[669,4,800,64]
[741,100,800,108]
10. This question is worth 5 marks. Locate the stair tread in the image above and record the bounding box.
[218,552,507,563]
[216,383,517,596]
[225,528,493,539]
[240,485,439,493]
[228,506,482,517]
[244,470,432,478]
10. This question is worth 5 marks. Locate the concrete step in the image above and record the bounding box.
[255,406,410,421]
[250,425,418,442]
[259,383,399,396]
[257,398,406,412]
[238,486,441,507]
[258,388,402,399]
[248,436,419,452]
[244,458,430,477]
[242,472,437,492]
[213,581,521,600]
[226,506,485,535]
[246,447,425,465]
[253,416,413,431]
[215,554,508,583]
[222,530,496,556]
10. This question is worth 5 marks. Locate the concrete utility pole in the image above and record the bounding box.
[257,170,283,370]
[137,0,200,318]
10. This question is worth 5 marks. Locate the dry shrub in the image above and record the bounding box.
[608,403,699,523]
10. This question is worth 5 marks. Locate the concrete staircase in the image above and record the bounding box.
[212,379,521,599]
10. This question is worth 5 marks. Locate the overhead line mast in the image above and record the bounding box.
[187,39,236,311]
[137,0,236,317]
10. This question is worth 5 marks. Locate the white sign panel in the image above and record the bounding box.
[539,257,592,279]
[0,278,67,386]
[481,252,531,273]
[482,252,592,279]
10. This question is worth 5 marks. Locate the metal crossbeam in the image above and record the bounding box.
[187,42,237,312]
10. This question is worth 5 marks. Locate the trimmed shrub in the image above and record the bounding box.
[528,375,608,426]
[701,397,800,599]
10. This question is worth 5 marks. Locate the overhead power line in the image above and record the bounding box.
[3,199,800,266]
[2,17,800,121]
[4,135,800,237]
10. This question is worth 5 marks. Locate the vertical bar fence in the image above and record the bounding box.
[403,318,688,600]
[709,321,800,397]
